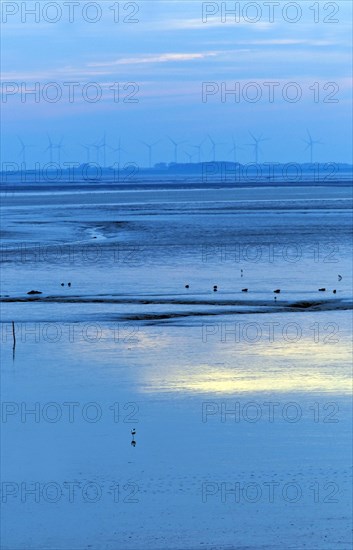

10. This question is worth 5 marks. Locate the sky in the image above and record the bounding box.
[1,0,352,167]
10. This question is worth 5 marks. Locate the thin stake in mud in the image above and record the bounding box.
[12,321,16,361]
[131,428,136,447]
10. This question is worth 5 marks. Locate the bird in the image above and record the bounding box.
[273,289,281,294]
[131,428,136,447]
[318,288,326,292]
[333,289,337,294]
[185,284,189,289]
[68,282,71,287]
[213,286,218,292]
[242,288,248,292]
[338,275,342,281]
[61,283,64,287]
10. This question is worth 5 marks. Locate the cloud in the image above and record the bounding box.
[242,39,334,46]
[88,52,218,68]
[159,17,273,31]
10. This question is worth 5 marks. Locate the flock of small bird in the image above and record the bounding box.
[39,282,340,294]
[184,274,342,296]
[27,274,343,297]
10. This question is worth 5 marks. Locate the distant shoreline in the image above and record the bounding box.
[1,180,352,194]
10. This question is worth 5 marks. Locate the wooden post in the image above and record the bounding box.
[12,321,16,360]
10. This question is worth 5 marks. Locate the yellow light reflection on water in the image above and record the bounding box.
[140,336,352,395]
[145,366,351,394]
[57,325,351,395]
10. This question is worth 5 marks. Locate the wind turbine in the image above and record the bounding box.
[95,133,107,167]
[45,135,64,164]
[45,134,54,163]
[184,150,193,163]
[109,138,127,165]
[229,138,243,164]
[100,133,107,167]
[91,142,101,164]
[207,134,224,162]
[303,130,322,163]
[167,136,187,164]
[246,132,269,163]
[141,140,161,168]
[191,139,206,163]
[55,137,64,165]
[90,134,108,166]
[17,136,33,164]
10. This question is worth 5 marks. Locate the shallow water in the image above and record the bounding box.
[1,181,352,549]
